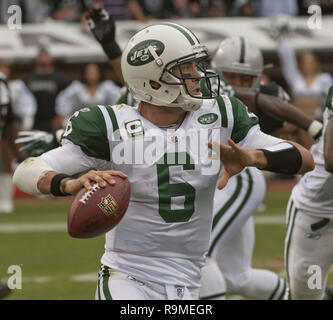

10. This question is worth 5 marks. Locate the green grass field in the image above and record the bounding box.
[1,190,332,300]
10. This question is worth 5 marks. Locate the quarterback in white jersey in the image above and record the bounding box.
[285,85,333,300]
[13,23,314,300]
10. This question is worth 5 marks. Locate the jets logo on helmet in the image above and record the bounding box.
[121,22,219,111]
[127,40,165,66]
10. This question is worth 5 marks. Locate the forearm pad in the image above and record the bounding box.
[258,142,302,175]
[102,40,122,60]
[13,156,54,195]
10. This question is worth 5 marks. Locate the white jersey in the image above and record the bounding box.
[55,80,121,117]
[292,86,333,217]
[42,96,265,287]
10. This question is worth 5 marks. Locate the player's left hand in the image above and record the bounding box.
[208,138,257,189]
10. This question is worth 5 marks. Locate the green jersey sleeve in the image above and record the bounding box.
[325,85,333,110]
[229,96,259,143]
[61,106,110,161]
[116,87,131,105]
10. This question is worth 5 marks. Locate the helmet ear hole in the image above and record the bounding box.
[149,80,161,90]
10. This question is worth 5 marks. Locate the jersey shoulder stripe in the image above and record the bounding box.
[61,106,110,161]
[229,96,259,143]
[216,95,228,128]
[104,105,122,140]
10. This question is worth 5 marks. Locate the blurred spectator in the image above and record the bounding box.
[190,0,228,17]
[24,48,71,132]
[128,0,177,22]
[0,0,52,24]
[229,0,254,16]
[277,38,333,119]
[50,0,90,23]
[172,0,191,18]
[55,63,120,125]
[189,0,201,16]
[0,61,36,130]
[93,0,130,20]
[259,0,298,17]
[208,0,227,17]
[319,0,333,14]
[298,0,333,15]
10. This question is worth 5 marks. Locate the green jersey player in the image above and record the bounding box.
[13,21,314,300]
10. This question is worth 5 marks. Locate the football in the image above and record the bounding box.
[67,176,131,238]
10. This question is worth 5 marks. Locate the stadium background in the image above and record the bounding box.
[1,0,333,299]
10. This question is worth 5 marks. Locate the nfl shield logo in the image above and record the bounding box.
[176,287,184,298]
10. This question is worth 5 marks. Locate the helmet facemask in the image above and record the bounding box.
[159,53,220,110]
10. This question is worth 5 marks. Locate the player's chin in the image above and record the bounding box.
[189,88,202,96]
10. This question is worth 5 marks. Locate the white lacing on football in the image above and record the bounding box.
[79,183,101,204]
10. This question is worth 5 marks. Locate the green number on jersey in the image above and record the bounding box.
[157,152,196,223]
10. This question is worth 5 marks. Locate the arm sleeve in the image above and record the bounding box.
[41,142,111,175]
[243,130,284,150]
[277,38,303,91]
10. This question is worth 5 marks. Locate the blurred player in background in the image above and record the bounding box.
[285,85,333,300]
[0,64,21,214]
[200,36,321,300]
[0,61,37,131]
[0,67,15,298]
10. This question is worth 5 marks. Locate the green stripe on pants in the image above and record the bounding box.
[102,265,112,300]
[284,199,298,300]
[209,169,253,256]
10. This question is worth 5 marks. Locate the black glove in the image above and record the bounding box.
[87,8,122,60]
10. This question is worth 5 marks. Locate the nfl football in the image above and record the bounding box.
[67,176,130,238]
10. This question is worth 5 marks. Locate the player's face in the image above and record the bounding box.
[84,64,101,85]
[172,60,201,96]
[222,72,254,88]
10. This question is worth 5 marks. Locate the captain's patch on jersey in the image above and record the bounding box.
[124,119,145,138]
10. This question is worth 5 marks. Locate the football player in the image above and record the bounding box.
[285,85,333,299]
[13,22,314,300]
[200,36,319,300]
[0,67,21,214]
